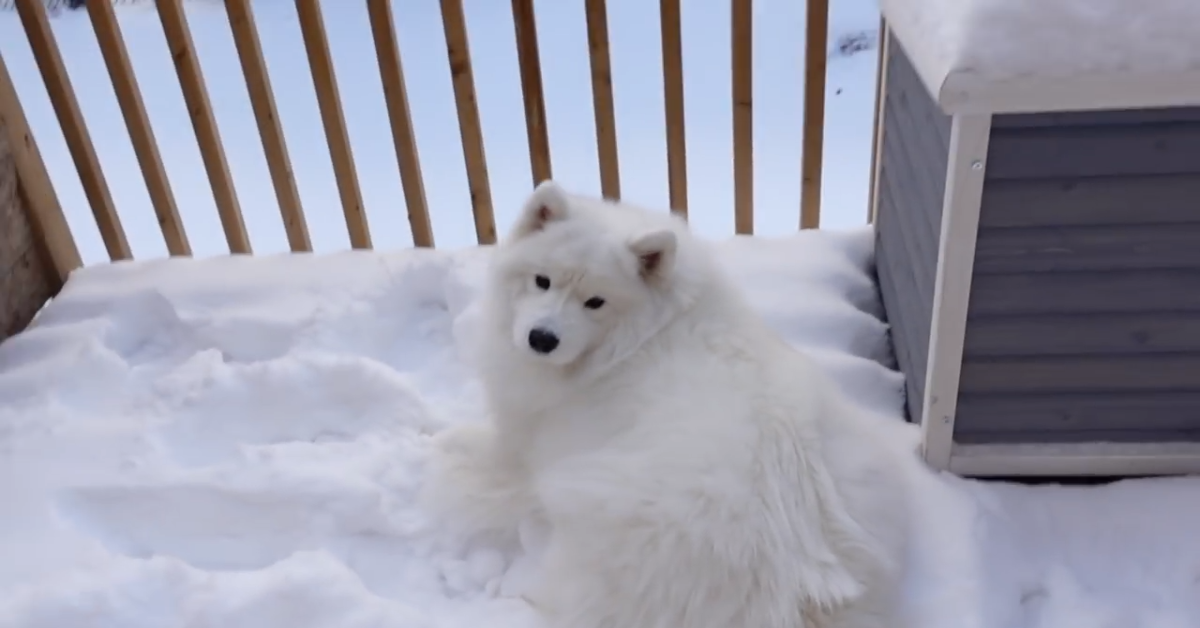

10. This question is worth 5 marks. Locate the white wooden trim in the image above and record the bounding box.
[938,71,1200,116]
[866,18,890,225]
[919,113,991,470]
[949,442,1200,478]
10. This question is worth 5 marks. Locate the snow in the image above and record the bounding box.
[4,233,1200,627]
[0,232,882,626]
[5,2,1200,627]
[881,0,1200,113]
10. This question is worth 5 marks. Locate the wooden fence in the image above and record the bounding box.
[0,0,835,281]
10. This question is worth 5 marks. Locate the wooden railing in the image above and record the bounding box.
[0,0,834,280]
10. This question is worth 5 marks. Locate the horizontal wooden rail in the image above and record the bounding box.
[3,0,836,269]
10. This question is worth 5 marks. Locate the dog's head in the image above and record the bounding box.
[487,180,704,376]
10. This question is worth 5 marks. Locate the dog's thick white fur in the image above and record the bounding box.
[422,181,913,628]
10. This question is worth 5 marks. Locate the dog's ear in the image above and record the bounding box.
[628,229,677,280]
[511,179,570,239]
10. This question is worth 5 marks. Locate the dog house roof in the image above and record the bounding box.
[881,0,1200,114]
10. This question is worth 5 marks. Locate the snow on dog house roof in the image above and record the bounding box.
[880,0,1200,114]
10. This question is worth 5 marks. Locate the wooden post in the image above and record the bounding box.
[585,0,621,200]
[16,0,130,260]
[660,0,688,216]
[368,0,435,247]
[440,0,497,244]
[732,0,753,234]
[800,0,829,229]
[157,0,252,254]
[226,0,312,252]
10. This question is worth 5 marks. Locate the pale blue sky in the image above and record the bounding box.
[1,0,880,263]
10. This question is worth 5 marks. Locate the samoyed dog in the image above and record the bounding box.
[423,180,915,628]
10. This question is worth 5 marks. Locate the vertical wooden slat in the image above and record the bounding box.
[295,0,372,250]
[659,0,687,216]
[87,0,190,257]
[585,0,620,200]
[867,17,889,225]
[367,0,434,248]
[440,0,496,245]
[511,0,552,186]
[0,50,81,278]
[15,0,130,261]
[226,0,312,253]
[731,0,753,235]
[800,0,829,229]
[157,0,252,254]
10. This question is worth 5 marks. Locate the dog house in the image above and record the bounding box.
[872,0,1200,477]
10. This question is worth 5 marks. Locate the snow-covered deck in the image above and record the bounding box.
[7,1,1200,625]
[5,232,1200,626]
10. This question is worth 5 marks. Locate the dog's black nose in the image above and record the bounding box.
[528,328,560,354]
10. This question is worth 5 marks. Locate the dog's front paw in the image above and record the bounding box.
[421,422,537,542]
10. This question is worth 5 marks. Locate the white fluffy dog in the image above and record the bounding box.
[422,181,913,628]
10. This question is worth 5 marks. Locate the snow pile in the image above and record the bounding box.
[960,1,1200,79]
[881,0,1200,112]
[3,229,1200,627]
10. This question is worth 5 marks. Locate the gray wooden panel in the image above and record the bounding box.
[956,429,1200,445]
[980,174,1200,229]
[967,269,1200,317]
[960,354,1200,395]
[891,46,952,146]
[872,39,951,424]
[993,107,1200,129]
[974,223,1200,274]
[964,313,1200,357]
[878,162,934,306]
[956,392,1200,435]
[987,123,1200,180]
[875,233,925,419]
[960,106,1200,447]
[875,215,923,364]
[876,167,931,421]
[887,50,950,178]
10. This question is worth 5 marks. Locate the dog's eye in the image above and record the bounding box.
[535,274,551,290]
[584,297,606,310]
